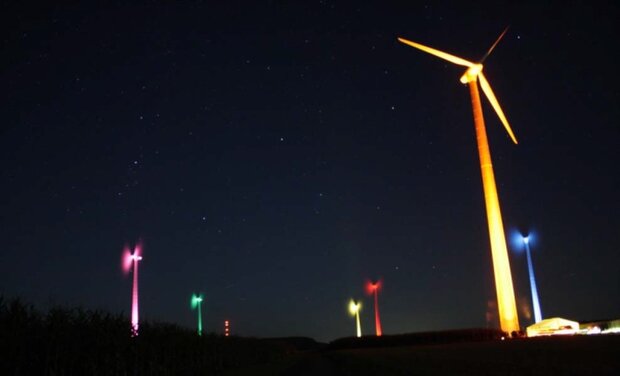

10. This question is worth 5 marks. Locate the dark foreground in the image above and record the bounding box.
[2,298,619,375]
[228,335,620,376]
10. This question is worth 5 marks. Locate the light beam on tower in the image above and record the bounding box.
[365,279,383,336]
[348,299,362,338]
[523,235,543,323]
[191,294,204,336]
[122,242,143,336]
[398,28,520,333]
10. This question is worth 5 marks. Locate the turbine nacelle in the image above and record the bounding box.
[365,279,382,294]
[122,243,143,274]
[398,31,519,145]
[460,64,484,84]
[191,294,204,309]
[348,299,361,315]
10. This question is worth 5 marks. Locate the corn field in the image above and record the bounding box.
[0,296,293,375]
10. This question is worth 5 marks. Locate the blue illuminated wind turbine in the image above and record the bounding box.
[522,235,542,323]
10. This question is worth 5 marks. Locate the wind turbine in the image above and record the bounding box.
[191,293,204,336]
[522,235,542,323]
[122,242,143,336]
[365,279,383,336]
[348,299,362,338]
[398,28,520,333]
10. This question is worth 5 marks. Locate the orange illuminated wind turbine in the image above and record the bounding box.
[398,28,520,333]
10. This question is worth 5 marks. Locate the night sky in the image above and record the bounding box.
[1,2,618,342]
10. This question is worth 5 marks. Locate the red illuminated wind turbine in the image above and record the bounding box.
[365,279,383,336]
[122,242,143,336]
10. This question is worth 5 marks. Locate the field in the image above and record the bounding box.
[227,335,620,375]
[324,335,620,375]
[2,298,619,375]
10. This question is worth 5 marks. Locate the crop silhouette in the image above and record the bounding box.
[0,296,292,375]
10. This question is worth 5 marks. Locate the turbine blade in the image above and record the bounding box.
[478,72,518,144]
[398,37,474,67]
[480,27,509,63]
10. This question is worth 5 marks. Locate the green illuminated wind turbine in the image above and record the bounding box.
[398,28,520,333]
[191,293,204,336]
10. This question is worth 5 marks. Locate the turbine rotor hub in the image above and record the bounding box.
[460,64,483,84]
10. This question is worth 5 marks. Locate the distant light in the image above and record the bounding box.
[523,236,529,244]
[603,327,620,334]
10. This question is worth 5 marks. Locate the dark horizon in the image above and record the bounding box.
[1,2,618,342]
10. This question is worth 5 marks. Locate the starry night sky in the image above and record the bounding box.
[1,2,618,342]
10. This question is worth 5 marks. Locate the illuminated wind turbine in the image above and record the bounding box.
[348,299,362,338]
[365,280,383,336]
[191,293,204,336]
[122,243,143,336]
[522,236,542,323]
[398,29,520,333]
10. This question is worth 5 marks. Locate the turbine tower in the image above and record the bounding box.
[523,236,542,323]
[365,280,383,336]
[398,29,520,333]
[348,299,362,338]
[122,243,143,336]
[191,293,204,336]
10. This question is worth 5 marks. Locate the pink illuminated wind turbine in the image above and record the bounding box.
[122,242,143,336]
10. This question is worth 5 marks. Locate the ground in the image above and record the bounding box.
[225,335,620,375]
